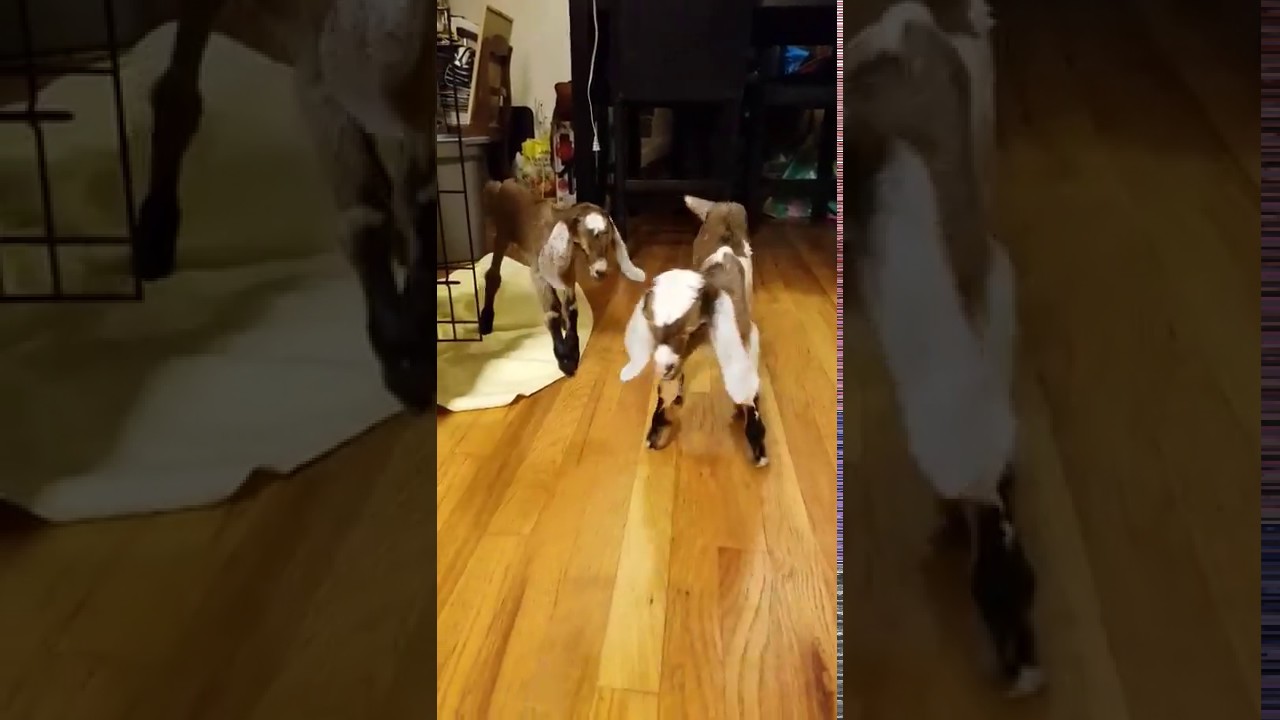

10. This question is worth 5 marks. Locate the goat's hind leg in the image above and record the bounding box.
[739,394,768,467]
[970,468,1043,697]
[135,0,228,280]
[477,233,508,336]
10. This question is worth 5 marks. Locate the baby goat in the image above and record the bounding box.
[847,0,1042,697]
[481,179,645,376]
[132,0,437,411]
[619,196,766,467]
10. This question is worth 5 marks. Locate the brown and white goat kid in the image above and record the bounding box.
[132,0,437,411]
[618,197,766,467]
[847,0,1043,697]
[480,179,645,376]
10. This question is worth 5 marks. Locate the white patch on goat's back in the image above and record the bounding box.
[847,1,935,69]
[709,293,759,405]
[703,245,753,294]
[860,140,1013,503]
[583,212,607,233]
[650,269,706,325]
[620,297,655,382]
[539,221,572,290]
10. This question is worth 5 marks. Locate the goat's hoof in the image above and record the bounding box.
[134,192,180,281]
[557,356,578,377]
[382,352,434,414]
[385,370,434,414]
[478,308,495,335]
[1006,666,1045,698]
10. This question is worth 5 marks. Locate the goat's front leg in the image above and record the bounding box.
[533,270,575,376]
[134,0,229,280]
[561,287,582,368]
[738,394,768,467]
[399,133,437,387]
[646,373,685,449]
[297,77,430,411]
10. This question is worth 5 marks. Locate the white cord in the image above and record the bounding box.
[588,0,601,153]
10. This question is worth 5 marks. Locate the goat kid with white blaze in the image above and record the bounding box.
[847,0,1042,697]
[619,197,765,466]
[480,179,644,377]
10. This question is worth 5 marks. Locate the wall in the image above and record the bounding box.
[446,0,573,124]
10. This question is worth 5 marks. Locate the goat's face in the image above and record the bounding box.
[619,269,707,383]
[561,204,646,282]
[572,206,614,280]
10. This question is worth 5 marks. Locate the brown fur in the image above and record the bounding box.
[844,0,992,321]
[481,179,621,289]
[478,179,635,376]
[630,198,755,382]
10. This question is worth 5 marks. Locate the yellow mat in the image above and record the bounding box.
[0,25,402,521]
[437,253,594,412]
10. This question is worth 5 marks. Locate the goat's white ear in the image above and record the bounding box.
[708,293,760,405]
[619,296,654,382]
[539,221,573,290]
[613,227,646,282]
[684,195,714,221]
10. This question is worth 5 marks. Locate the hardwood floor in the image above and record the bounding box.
[845,0,1258,718]
[0,220,837,719]
[436,224,839,717]
[0,0,1257,716]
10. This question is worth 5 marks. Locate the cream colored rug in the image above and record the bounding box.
[437,252,593,412]
[0,25,402,522]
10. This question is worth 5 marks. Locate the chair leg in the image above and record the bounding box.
[611,100,632,253]
[746,98,767,230]
[717,100,743,204]
[814,104,836,221]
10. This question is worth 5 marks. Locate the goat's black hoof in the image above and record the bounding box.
[1006,666,1046,698]
[557,356,578,377]
[478,307,495,335]
[134,192,181,281]
[383,358,434,414]
[554,342,579,377]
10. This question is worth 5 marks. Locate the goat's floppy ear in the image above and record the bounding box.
[538,220,573,290]
[612,226,646,282]
[684,195,714,221]
[619,293,655,382]
[707,290,761,405]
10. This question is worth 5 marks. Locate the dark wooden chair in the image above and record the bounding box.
[607,0,755,251]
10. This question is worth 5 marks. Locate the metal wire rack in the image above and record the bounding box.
[0,0,139,303]
[436,2,483,343]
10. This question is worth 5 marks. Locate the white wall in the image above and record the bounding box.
[446,0,573,125]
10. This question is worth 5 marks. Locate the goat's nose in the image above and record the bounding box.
[589,259,608,279]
